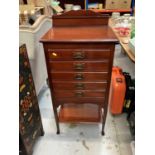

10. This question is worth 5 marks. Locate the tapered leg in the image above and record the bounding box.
[46,78,49,87]
[48,85,60,134]
[101,104,108,136]
[53,107,60,134]
[39,119,45,136]
[101,130,105,136]
[40,127,45,136]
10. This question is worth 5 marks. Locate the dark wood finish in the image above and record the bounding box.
[44,43,116,49]
[47,49,112,61]
[40,10,118,135]
[52,10,109,27]
[41,26,117,43]
[55,97,105,105]
[52,81,107,90]
[50,72,109,81]
[53,90,106,98]
[59,104,102,123]
[48,61,109,72]
[19,44,44,155]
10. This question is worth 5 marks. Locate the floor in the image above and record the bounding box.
[33,45,135,155]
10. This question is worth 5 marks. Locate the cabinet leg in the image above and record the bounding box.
[40,127,44,136]
[53,107,60,135]
[46,78,49,87]
[55,120,60,135]
[56,130,60,134]
[101,122,105,136]
[101,130,105,136]
[101,105,108,136]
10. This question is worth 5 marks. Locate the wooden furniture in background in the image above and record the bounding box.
[19,44,44,155]
[40,10,118,135]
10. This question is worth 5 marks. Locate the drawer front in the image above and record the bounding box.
[55,97,105,105]
[47,49,111,61]
[50,72,109,82]
[52,81,107,90]
[54,90,106,98]
[49,61,109,72]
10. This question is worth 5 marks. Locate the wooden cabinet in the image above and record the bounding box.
[19,44,44,155]
[40,10,118,135]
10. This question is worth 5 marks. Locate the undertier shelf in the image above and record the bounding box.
[59,103,102,123]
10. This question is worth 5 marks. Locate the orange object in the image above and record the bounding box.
[109,67,126,114]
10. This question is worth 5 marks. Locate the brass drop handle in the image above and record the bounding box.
[49,52,58,58]
[74,74,84,80]
[124,1,127,3]
[75,92,84,97]
[75,83,85,89]
[74,63,85,70]
[111,1,115,4]
[73,52,85,59]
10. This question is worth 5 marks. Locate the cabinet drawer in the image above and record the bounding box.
[49,61,109,72]
[54,90,106,98]
[50,72,109,82]
[52,81,107,90]
[47,49,111,61]
[55,97,105,105]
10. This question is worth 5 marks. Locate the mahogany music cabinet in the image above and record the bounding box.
[40,10,118,135]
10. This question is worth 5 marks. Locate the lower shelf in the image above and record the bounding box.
[59,103,102,123]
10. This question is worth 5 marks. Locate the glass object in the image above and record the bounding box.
[113,17,123,32]
[119,19,130,37]
[112,12,120,18]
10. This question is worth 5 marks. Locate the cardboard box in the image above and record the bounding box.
[105,0,132,10]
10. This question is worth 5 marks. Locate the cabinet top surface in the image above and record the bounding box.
[40,26,118,43]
